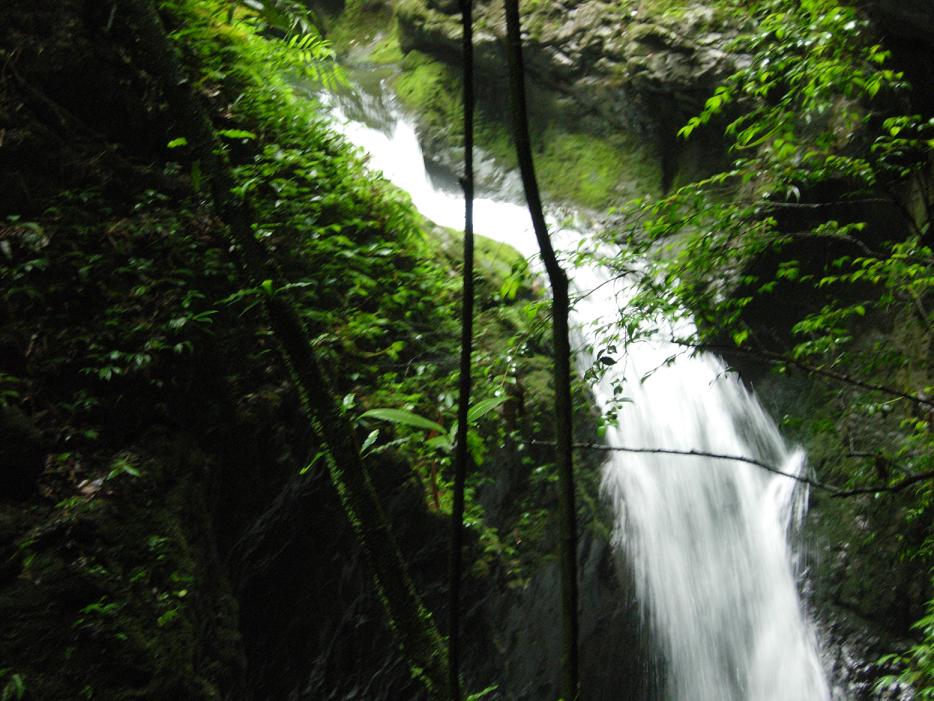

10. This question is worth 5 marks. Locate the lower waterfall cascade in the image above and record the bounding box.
[320,75,833,701]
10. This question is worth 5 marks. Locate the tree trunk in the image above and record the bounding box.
[503,1,580,698]
[448,0,475,698]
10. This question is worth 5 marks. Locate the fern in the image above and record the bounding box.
[225,1,344,89]
[280,31,344,90]
[232,0,319,34]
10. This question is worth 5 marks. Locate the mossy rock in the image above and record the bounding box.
[391,48,662,209]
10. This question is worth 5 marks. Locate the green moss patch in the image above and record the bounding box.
[367,28,405,64]
[534,129,661,209]
[393,50,463,145]
[391,50,660,209]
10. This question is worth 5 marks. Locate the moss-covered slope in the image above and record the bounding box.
[0,1,640,698]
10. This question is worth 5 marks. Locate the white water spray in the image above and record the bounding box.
[574,264,830,700]
[320,79,830,700]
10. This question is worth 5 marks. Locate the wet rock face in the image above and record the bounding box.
[467,525,651,700]
[818,611,914,701]
[805,495,922,701]
[231,447,647,700]
[396,0,738,139]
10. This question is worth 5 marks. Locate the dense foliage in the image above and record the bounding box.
[593,0,932,692]
[0,0,569,696]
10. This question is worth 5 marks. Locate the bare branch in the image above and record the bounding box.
[562,442,839,491]
[830,470,934,497]
[531,441,934,499]
[757,198,891,210]
[778,230,879,256]
[687,342,934,409]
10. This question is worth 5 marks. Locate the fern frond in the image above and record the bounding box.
[224,1,345,90]
[236,0,319,35]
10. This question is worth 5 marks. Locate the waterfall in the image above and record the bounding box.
[319,76,831,700]
[573,264,830,700]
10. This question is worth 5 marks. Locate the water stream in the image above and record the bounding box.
[318,73,831,700]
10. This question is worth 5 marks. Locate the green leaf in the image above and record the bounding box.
[217,128,256,140]
[1,672,26,701]
[167,137,188,149]
[466,396,508,423]
[500,274,521,301]
[190,160,202,193]
[426,434,453,452]
[300,448,327,475]
[107,457,141,481]
[359,408,446,435]
[678,117,701,139]
[361,429,379,454]
[465,684,498,701]
[466,429,485,465]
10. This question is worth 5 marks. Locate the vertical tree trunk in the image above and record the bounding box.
[448,0,475,697]
[502,1,579,698]
[121,1,450,696]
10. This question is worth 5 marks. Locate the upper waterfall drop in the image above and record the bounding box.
[320,76,831,700]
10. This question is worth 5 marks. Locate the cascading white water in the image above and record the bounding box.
[573,263,830,700]
[319,77,831,700]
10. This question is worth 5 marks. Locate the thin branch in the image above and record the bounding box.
[757,197,892,210]
[533,441,934,498]
[830,470,934,497]
[688,342,934,409]
[570,265,639,304]
[779,230,879,256]
[881,183,924,239]
[918,169,933,230]
[448,0,474,696]
[561,442,840,492]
